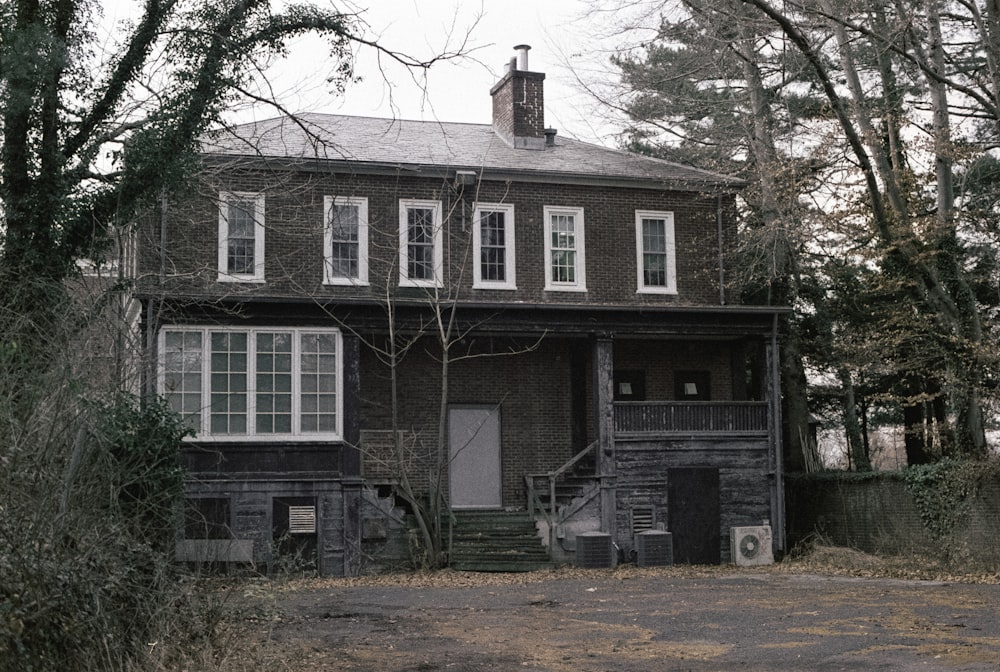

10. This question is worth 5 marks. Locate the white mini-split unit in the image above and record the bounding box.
[730,525,774,566]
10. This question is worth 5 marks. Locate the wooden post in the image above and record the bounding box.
[766,320,786,552]
[593,337,616,538]
[340,334,363,576]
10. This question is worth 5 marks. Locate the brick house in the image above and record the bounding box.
[138,47,785,575]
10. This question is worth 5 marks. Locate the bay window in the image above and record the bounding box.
[159,327,342,440]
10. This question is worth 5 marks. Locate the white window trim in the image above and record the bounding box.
[158,326,343,442]
[543,205,587,292]
[472,202,516,290]
[323,195,369,286]
[217,191,265,283]
[398,199,444,288]
[635,209,677,295]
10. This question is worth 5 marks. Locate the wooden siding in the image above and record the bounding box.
[614,435,773,563]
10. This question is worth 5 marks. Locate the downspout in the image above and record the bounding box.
[770,312,786,552]
[716,194,726,305]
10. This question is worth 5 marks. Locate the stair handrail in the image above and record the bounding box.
[525,440,599,520]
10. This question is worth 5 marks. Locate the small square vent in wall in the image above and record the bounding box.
[288,506,317,535]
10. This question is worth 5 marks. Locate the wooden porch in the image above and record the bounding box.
[614,401,769,436]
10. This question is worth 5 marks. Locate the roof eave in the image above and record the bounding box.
[198,152,747,192]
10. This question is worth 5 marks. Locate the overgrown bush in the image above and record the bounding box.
[0,394,190,671]
[0,279,222,671]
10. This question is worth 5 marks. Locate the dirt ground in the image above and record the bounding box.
[218,550,1000,672]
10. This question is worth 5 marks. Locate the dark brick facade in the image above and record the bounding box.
[138,67,783,574]
[139,168,735,308]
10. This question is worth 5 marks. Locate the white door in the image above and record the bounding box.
[448,406,502,509]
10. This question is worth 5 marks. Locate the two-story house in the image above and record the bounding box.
[138,46,785,575]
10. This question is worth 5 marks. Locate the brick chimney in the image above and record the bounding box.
[490,45,546,150]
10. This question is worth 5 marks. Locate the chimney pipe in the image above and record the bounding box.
[514,44,531,71]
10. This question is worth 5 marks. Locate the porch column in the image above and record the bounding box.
[593,336,616,536]
[765,323,786,552]
[341,334,363,576]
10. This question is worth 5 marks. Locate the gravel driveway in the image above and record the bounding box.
[237,565,1000,671]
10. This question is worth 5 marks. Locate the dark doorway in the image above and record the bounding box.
[667,467,721,564]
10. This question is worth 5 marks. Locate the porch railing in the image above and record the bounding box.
[525,440,599,521]
[614,401,769,435]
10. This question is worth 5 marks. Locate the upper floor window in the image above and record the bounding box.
[635,210,677,294]
[324,196,369,285]
[159,326,342,441]
[473,203,516,290]
[399,199,443,287]
[218,191,265,282]
[544,206,586,292]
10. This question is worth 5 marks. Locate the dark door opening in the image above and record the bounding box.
[667,467,721,564]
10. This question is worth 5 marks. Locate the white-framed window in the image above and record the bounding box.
[543,206,586,292]
[635,210,677,294]
[217,191,265,282]
[399,199,443,287]
[324,196,369,285]
[159,326,342,441]
[473,202,516,290]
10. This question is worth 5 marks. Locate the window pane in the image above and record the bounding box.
[641,218,668,287]
[479,210,506,282]
[407,207,435,280]
[226,198,256,274]
[328,203,360,280]
[163,330,202,431]
[255,331,292,435]
[299,331,337,434]
[549,213,577,284]
[209,331,248,435]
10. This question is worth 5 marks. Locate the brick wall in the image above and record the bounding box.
[359,336,577,508]
[490,70,546,141]
[139,169,734,308]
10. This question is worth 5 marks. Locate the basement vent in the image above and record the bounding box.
[288,506,316,535]
[631,506,655,535]
[636,530,673,567]
[576,532,614,569]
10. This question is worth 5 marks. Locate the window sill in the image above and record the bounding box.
[217,274,265,284]
[544,286,588,293]
[183,434,342,443]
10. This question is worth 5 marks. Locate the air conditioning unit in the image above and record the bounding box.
[576,531,614,568]
[635,530,673,567]
[730,525,774,566]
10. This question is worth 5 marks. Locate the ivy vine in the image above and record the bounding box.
[902,459,1000,540]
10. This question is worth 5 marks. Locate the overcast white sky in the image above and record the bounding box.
[100,0,627,145]
[261,0,623,144]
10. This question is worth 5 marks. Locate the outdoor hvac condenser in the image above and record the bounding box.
[635,530,673,567]
[575,531,614,568]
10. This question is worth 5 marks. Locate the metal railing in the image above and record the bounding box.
[614,401,769,435]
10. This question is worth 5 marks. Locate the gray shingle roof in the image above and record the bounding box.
[202,113,744,190]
